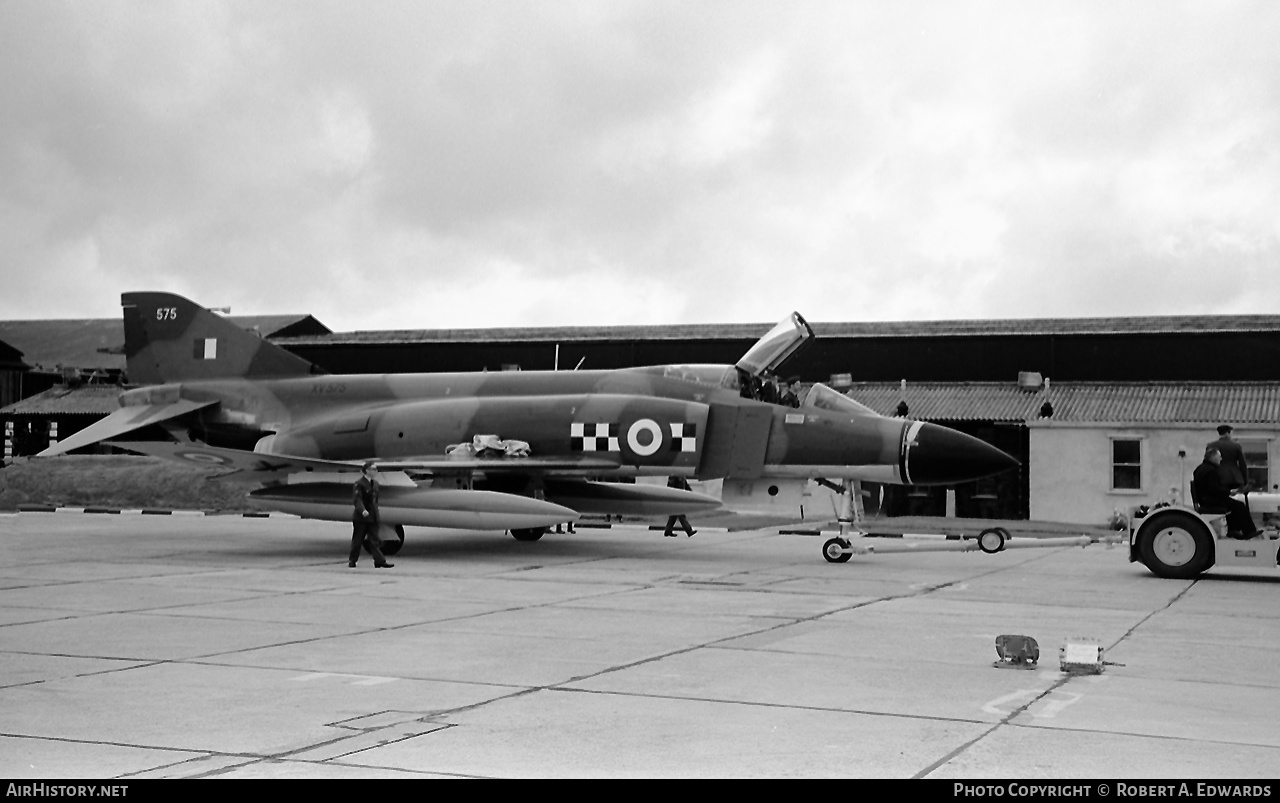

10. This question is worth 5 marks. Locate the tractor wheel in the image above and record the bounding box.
[1136,511,1215,579]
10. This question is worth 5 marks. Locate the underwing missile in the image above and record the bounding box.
[249,484,577,531]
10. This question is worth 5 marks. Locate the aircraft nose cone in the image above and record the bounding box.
[905,422,1020,485]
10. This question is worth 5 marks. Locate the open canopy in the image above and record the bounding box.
[734,312,814,378]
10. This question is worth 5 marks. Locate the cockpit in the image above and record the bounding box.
[803,382,879,417]
[658,364,743,390]
[654,312,883,418]
[731,374,881,417]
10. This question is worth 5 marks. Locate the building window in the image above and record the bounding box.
[1239,439,1270,491]
[1111,438,1142,491]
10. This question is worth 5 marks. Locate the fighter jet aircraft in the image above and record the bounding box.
[39,292,1017,554]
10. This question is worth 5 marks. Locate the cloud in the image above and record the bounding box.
[1,1,1278,331]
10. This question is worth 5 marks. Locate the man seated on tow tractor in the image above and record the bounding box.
[1192,446,1258,540]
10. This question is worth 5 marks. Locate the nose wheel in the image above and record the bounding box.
[823,537,852,563]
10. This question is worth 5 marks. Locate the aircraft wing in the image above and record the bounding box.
[106,440,352,475]
[376,455,623,474]
[40,399,218,457]
[106,440,623,478]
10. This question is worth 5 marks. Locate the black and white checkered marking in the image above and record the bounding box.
[571,422,619,452]
[669,422,697,452]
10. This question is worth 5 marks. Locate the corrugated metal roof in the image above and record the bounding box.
[816,315,1280,338]
[842,382,1280,424]
[277,314,1280,347]
[278,322,771,346]
[1,385,121,416]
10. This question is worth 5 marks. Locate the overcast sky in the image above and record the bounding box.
[1,1,1277,333]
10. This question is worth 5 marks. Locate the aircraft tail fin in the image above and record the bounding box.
[122,292,320,385]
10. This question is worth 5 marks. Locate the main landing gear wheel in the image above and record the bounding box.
[364,524,405,556]
[1136,511,1214,579]
[977,527,1009,554]
[381,525,405,556]
[823,537,852,563]
[511,527,547,542]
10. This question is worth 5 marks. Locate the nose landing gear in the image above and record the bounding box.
[822,537,852,563]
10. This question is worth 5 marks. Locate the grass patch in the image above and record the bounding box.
[0,455,257,512]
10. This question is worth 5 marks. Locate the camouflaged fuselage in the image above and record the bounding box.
[168,363,908,481]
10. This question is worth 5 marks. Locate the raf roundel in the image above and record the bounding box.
[176,450,232,466]
[626,419,664,457]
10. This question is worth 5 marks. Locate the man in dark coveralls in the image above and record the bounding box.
[350,462,394,568]
[662,475,697,538]
[1210,424,1251,491]
[1193,447,1257,539]
[780,377,802,408]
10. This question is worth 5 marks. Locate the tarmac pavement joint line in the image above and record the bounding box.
[169,578,671,685]
[109,721,468,779]
[0,657,166,692]
[93,710,464,779]
[527,548,1091,725]
[918,575,1202,778]
[264,710,455,765]
[243,557,1209,777]
[917,662,1088,778]
[176,569,971,774]
[510,548,1073,720]
[117,752,262,780]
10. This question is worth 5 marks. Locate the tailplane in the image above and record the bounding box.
[122,292,320,384]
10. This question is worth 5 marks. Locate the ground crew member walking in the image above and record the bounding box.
[350,461,394,568]
[663,476,697,538]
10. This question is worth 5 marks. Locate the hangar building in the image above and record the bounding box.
[5,312,1280,527]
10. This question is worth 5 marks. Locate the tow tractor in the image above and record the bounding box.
[814,490,1280,578]
[811,478,1280,576]
[1128,491,1280,579]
